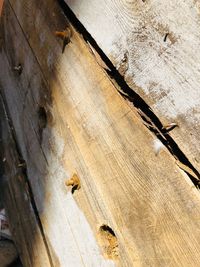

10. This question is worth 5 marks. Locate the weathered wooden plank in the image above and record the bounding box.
[65,0,200,173]
[0,94,52,267]
[0,3,115,267]
[1,0,200,266]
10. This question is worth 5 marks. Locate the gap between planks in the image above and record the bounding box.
[2,1,200,266]
[58,0,200,188]
[64,0,200,174]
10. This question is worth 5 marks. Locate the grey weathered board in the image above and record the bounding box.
[65,0,200,173]
[1,0,200,266]
[0,94,52,267]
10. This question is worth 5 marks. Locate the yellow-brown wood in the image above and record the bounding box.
[1,0,200,266]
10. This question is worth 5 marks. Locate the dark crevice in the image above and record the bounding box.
[99,224,119,259]
[184,171,200,187]
[13,63,23,76]
[38,106,48,143]
[58,0,200,187]
[38,106,47,130]
[8,257,23,267]
[164,33,169,42]
[100,225,116,237]
[0,92,54,267]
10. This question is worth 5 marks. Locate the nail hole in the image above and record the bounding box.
[13,64,23,75]
[100,225,116,236]
[54,28,72,53]
[38,106,47,141]
[38,106,47,130]
[17,158,26,169]
[98,224,119,259]
[17,158,28,177]
[65,173,81,194]
[164,33,169,42]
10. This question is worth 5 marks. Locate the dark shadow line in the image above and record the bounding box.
[57,0,200,187]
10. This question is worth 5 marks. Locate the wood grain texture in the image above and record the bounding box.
[65,0,200,173]
[0,3,115,267]
[1,0,200,266]
[0,0,3,16]
[0,94,51,267]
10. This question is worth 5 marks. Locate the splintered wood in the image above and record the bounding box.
[1,0,200,266]
[65,0,200,173]
[98,225,119,260]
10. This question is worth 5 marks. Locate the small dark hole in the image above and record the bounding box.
[100,224,116,236]
[38,106,47,130]
[62,37,71,53]
[164,33,169,42]
[18,158,26,169]
[13,64,23,76]
[37,106,47,142]
[71,184,79,194]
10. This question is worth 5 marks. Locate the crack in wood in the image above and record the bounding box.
[57,0,200,188]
